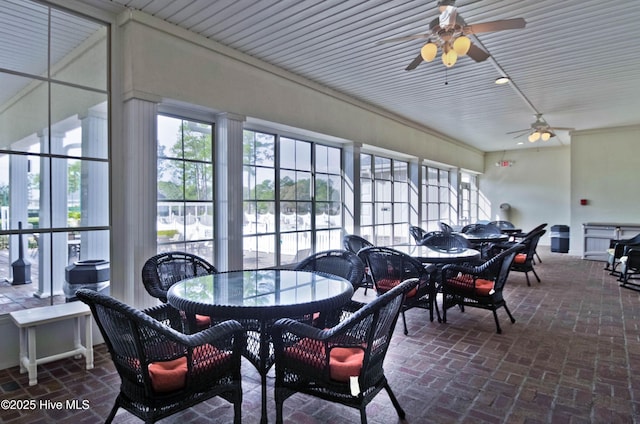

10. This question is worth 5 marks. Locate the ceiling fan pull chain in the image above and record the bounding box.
[445,67,448,85]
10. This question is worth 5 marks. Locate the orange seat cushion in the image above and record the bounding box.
[376,278,417,297]
[285,339,365,382]
[447,274,495,296]
[514,253,526,264]
[148,357,187,393]
[195,314,211,327]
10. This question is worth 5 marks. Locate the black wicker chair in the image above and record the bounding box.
[357,246,437,334]
[620,248,640,290]
[270,278,419,424]
[605,233,640,276]
[439,222,454,233]
[142,251,218,303]
[142,252,218,330]
[421,231,470,252]
[509,229,546,286]
[295,249,365,291]
[343,234,375,295]
[76,289,244,424]
[441,243,524,333]
[409,225,428,245]
[512,223,547,263]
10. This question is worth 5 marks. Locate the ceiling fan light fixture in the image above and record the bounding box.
[541,131,553,141]
[420,42,438,62]
[442,49,457,67]
[452,35,471,56]
[528,131,541,142]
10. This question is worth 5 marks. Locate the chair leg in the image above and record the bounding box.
[535,250,542,263]
[384,381,406,419]
[105,399,120,424]
[234,397,242,424]
[524,272,531,286]
[492,309,502,334]
[275,394,284,424]
[401,310,409,335]
[359,406,368,424]
[532,268,541,283]
[503,304,516,324]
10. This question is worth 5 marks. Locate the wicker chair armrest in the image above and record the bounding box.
[182,319,245,348]
[143,303,185,332]
[272,318,329,341]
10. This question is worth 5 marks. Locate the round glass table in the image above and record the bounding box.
[167,269,354,423]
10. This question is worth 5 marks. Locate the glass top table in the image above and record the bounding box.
[167,269,353,424]
[390,244,481,264]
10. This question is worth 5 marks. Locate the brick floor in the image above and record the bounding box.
[1,248,639,423]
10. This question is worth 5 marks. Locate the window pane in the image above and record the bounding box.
[158,159,184,200]
[377,203,392,224]
[181,121,212,161]
[296,171,311,201]
[50,84,108,157]
[315,145,328,173]
[280,137,295,169]
[327,147,341,175]
[296,141,311,172]
[0,1,48,75]
[158,115,183,158]
[184,162,213,201]
[374,157,391,180]
[0,75,48,154]
[375,180,391,202]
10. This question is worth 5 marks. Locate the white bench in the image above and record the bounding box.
[9,302,94,386]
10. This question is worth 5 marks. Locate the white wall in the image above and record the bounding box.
[481,146,571,248]
[570,126,640,255]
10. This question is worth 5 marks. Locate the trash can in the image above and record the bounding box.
[64,259,110,302]
[551,225,570,253]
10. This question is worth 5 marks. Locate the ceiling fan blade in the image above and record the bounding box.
[550,127,574,131]
[463,18,526,34]
[506,129,530,135]
[405,53,424,71]
[467,42,490,62]
[376,33,431,45]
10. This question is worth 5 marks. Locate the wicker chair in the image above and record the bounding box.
[409,225,428,245]
[439,222,454,233]
[142,252,218,330]
[295,249,365,291]
[357,246,437,334]
[142,251,218,303]
[270,278,419,424]
[421,231,470,252]
[512,223,547,263]
[76,289,245,424]
[343,235,375,295]
[619,248,640,290]
[509,229,546,286]
[605,233,640,276]
[441,243,524,333]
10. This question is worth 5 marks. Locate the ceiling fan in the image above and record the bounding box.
[377,0,526,70]
[507,114,573,142]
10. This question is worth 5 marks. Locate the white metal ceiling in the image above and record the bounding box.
[74,1,640,151]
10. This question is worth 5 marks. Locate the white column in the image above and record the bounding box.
[8,155,29,269]
[342,142,361,235]
[112,98,158,309]
[79,111,109,262]
[409,160,420,225]
[215,112,245,272]
[36,131,68,297]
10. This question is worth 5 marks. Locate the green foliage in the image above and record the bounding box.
[157,229,178,239]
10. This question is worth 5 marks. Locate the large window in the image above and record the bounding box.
[421,166,455,231]
[0,1,109,311]
[360,154,410,245]
[156,115,214,263]
[243,130,343,268]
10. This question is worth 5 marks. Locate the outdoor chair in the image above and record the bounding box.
[605,233,640,276]
[509,229,546,286]
[619,248,640,290]
[441,243,524,333]
[512,223,547,263]
[439,222,454,233]
[142,251,218,330]
[295,249,365,291]
[421,231,470,252]
[409,225,428,245]
[343,234,375,295]
[357,246,437,334]
[76,289,245,424]
[270,278,419,424]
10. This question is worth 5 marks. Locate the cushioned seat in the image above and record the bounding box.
[270,279,419,424]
